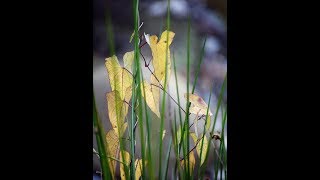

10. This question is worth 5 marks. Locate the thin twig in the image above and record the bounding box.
[139,52,165,89]
[180,138,201,161]
[151,83,187,114]
[179,138,224,167]
[139,41,147,48]
[124,100,133,109]
[189,115,206,128]
[139,50,151,67]
[123,67,133,77]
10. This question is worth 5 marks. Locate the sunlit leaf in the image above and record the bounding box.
[184,93,213,116]
[141,81,160,117]
[106,89,131,133]
[150,74,160,109]
[190,132,209,166]
[105,129,120,179]
[123,51,135,70]
[134,159,148,180]
[134,159,142,180]
[145,30,175,86]
[105,55,133,100]
[113,122,128,138]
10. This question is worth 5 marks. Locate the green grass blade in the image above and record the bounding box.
[185,15,191,180]
[177,18,208,180]
[221,107,227,179]
[173,52,188,179]
[192,37,207,94]
[105,6,115,56]
[198,87,213,175]
[164,138,172,180]
[141,69,154,179]
[131,0,141,179]
[198,75,226,179]
[211,75,227,135]
[158,0,171,178]
[93,93,111,179]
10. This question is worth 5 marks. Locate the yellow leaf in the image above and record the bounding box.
[134,159,142,180]
[105,129,120,179]
[113,122,128,138]
[184,93,213,116]
[159,30,175,45]
[145,30,175,86]
[120,151,131,180]
[123,51,135,70]
[150,74,160,108]
[135,159,148,180]
[105,55,122,90]
[141,81,160,117]
[180,151,195,174]
[105,55,133,100]
[190,133,209,166]
[106,89,131,133]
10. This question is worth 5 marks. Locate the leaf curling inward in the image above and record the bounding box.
[184,93,213,116]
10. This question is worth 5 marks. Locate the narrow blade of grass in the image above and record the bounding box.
[131,0,141,179]
[158,0,171,179]
[192,37,207,94]
[198,87,213,175]
[177,23,207,180]
[220,107,227,180]
[164,138,172,180]
[199,75,227,179]
[93,93,112,179]
[211,75,227,136]
[185,15,191,180]
[141,69,154,179]
[105,5,115,56]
